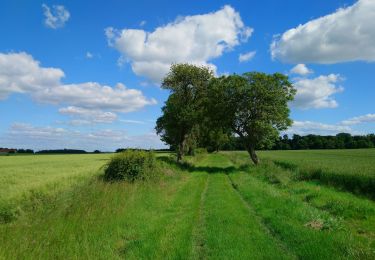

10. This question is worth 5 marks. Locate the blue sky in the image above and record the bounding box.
[0,0,374,151]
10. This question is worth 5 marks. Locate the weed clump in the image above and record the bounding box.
[104,150,156,181]
[0,201,18,223]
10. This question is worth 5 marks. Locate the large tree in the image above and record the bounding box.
[155,64,213,162]
[209,72,296,164]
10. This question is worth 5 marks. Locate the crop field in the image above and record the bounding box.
[0,154,111,222]
[258,149,375,178]
[0,150,375,259]
[258,149,375,198]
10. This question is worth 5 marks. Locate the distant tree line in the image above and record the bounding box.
[17,149,35,153]
[36,149,87,154]
[0,148,33,154]
[181,133,375,152]
[116,148,172,153]
[271,133,375,150]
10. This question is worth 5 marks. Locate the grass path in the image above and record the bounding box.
[191,154,293,259]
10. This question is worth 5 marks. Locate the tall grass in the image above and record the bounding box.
[227,149,375,197]
[0,154,111,222]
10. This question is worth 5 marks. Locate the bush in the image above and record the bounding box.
[195,148,208,154]
[104,150,156,181]
[0,202,18,223]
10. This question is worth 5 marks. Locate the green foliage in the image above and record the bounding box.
[104,150,156,181]
[156,64,296,164]
[208,72,296,164]
[194,148,208,154]
[197,127,230,152]
[156,63,214,161]
[0,201,17,223]
[273,133,375,150]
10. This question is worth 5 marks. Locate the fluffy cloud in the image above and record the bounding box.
[34,82,156,112]
[290,64,313,75]
[0,52,156,119]
[0,52,63,99]
[285,120,354,136]
[271,0,375,63]
[42,4,70,29]
[2,123,165,151]
[106,5,252,82]
[341,114,375,125]
[59,106,118,124]
[239,51,256,62]
[292,74,343,109]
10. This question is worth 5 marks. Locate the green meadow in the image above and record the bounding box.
[1,150,374,259]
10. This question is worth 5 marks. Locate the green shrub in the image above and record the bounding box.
[195,148,208,154]
[0,201,18,223]
[104,150,156,181]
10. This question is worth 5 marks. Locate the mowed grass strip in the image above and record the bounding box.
[0,163,206,259]
[191,154,292,259]
[200,174,292,259]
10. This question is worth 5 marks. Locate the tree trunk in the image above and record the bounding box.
[177,136,188,162]
[247,146,259,165]
[177,143,183,162]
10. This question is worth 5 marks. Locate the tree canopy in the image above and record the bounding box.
[156,64,296,164]
[155,63,213,161]
[208,72,295,164]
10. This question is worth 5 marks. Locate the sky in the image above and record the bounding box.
[0,0,374,151]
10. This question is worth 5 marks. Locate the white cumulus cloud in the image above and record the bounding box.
[106,5,252,82]
[271,0,375,63]
[34,82,156,113]
[0,52,156,118]
[290,64,313,75]
[1,123,166,151]
[292,74,344,109]
[42,4,70,29]
[285,121,354,136]
[341,113,375,125]
[239,51,256,62]
[0,52,64,99]
[59,106,118,124]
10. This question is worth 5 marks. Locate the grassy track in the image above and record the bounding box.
[191,154,293,259]
[1,151,374,258]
